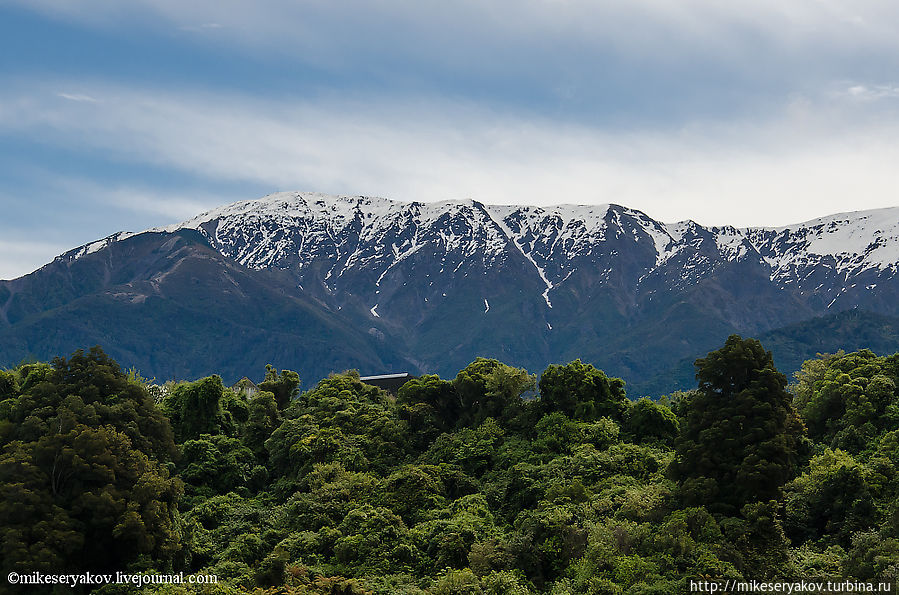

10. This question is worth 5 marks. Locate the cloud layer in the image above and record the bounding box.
[3,80,898,225]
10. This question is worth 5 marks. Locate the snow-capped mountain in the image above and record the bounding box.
[3,191,899,395]
[160,192,899,316]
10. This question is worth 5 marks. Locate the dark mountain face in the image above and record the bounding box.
[3,192,898,393]
[0,229,413,385]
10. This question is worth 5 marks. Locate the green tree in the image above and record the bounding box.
[163,376,236,442]
[423,418,505,478]
[280,463,380,534]
[265,372,410,491]
[397,374,458,445]
[454,359,535,428]
[382,464,447,524]
[431,569,484,595]
[178,434,259,498]
[333,504,413,573]
[538,360,627,421]
[258,364,300,410]
[243,390,281,461]
[412,494,499,571]
[720,500,791,578]
[508,502,588,587]
[845,531,899,588]
[673,335,804,514]
[0,369,18,399]
[624,398,679,444]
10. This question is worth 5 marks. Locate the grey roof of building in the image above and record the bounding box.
[360,373,412,381]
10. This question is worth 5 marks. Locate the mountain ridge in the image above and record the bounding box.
[152,193,899,315]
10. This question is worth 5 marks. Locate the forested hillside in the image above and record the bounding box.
[1,340,898,594]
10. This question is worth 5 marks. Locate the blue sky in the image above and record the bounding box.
[2,0,899,279]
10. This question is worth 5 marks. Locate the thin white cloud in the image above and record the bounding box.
[845,84,899,101]
[11,1,899,144]
[179,22,223,32]
[57,92,98,102]
[1,80,897,228]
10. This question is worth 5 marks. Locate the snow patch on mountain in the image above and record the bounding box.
[58,231,136,263]
[711,226,751,261]
[748,207,899,283]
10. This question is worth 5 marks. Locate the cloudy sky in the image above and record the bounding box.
[2,1,899,279]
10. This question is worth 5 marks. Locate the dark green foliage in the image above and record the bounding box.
[0,369,18,398]
[163,375,236,442]
[624,398,679,444]
[786,350,899,560]
[533,413,583,455]
[532,414,620,455]
[673,335,804,514]
[383,464,447,524]
[412,494,500,571]
[222,388,250,425]
[180,492,282,582]
[178,434,260,499]
[538,359,627,421]
[0,347,182,576]
[783,449,877,546]
[398,374,458,445]
[453,358,535,428]
[259,364,301,410]
[422,418,504,478]
[510,503,589,586]
[334,504,412,573]
[243,390,281,460]
[719,501,791,578]
[794,350,899,454]
[279,463,380,535]
[844,531,899,588]
[569,508,741,593]
[16,361,53,393]
[430,569,483,595]
[265,372,411,493]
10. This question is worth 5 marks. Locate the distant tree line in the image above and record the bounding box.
[1,337,897,594]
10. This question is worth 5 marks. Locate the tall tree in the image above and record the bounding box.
[673,335,805,514]
[258,365,300,410]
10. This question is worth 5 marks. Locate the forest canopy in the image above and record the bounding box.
[1,338,898,594]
